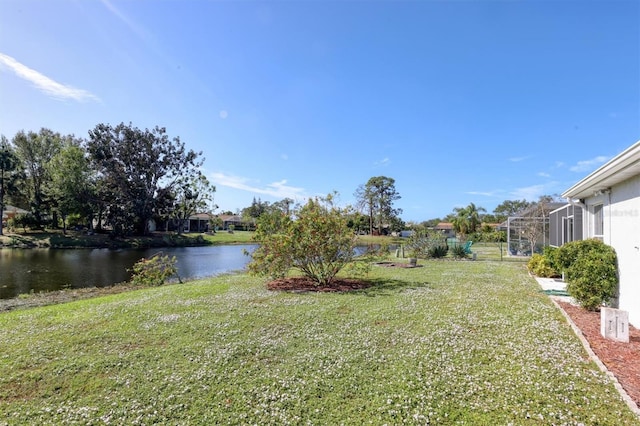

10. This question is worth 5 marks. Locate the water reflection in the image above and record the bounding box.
[0,245,257,299]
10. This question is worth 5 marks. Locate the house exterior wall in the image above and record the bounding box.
[582,174,640,326]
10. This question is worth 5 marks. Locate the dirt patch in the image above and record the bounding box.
[374,262,422,268]
[0,285,142,313]
[267,277,371,292]
[558,301,640,409]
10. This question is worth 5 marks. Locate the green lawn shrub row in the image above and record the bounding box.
[528,240,618,311]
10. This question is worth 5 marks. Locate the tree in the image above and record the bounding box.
[355,176,402,235]
[493,199,531,223]
[243,197,269,219]
[87,123,203,236]
[270,198,294,216]
[346,211,369,234]
[451,202,486,238]
[12,128,63,228]
[520,196,555,254]
[0,136,22,235]
[247,194,358,285]
[169,173,216,234]
[47,138,95,234]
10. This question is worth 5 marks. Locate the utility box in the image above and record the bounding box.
[600,307,629,343]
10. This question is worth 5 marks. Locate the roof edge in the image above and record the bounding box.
[562,140,640,199]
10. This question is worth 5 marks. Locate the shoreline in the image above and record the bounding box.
[0,230,214,249]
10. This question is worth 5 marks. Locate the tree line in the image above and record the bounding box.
[0,123,215,236]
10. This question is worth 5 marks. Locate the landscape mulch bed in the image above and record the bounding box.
[267,277,372,292]
[557,301,640,409]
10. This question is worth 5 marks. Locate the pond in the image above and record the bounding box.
[0,244,257,299]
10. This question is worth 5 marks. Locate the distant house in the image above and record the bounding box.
[1,204,28,226]
[433,222,455,238]
[549,204,583,247]
[561,140,640,327]
[218,214,244,230]
[188,213,214,233]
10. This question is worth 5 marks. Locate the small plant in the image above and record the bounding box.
[427,245,448,258]
[405,229,447,259]
[129,253,179,286]
[527,253,558,277]
[342,258,372,278]
[450,245,468,259]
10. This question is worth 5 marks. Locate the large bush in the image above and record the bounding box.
[558,239,618,311]
[555,239,606,273]
[247,196,358,286]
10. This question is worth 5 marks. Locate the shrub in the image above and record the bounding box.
[527,253,557,277]
[247,195,358,286]
[129,253,179,286]
[405,229,447,259]
[542,246,561,273]
[555,239,606,273]
[563,241,618,311]
[450,245,468,259]
[427,245,448,258]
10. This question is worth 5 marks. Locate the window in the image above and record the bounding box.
[592,204,604,240]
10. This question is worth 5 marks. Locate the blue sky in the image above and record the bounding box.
[1,0,638,222]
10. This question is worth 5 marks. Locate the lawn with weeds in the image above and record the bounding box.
[1,261,638,425]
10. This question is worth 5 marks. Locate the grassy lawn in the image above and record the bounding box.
[1,261,637,425]
[201,230,255,244]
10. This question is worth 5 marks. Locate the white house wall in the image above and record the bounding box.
[583,175,640,326]
[608,175,640,327]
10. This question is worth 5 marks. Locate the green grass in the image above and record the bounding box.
[1,261,637,425]
[201,230,255,244]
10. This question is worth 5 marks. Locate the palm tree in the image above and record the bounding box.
[466,202,486,234]
[451,203,486,238]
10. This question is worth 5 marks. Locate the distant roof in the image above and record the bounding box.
[189,212,214,220]
[2,205,28,219]
[434,222,453,230]
[218,214,242,222]
[563,140,640,200]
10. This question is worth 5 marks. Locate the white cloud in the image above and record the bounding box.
[466,190,500,197]
[510,182,560,201]
[510,184,546,201]
[569,156,610,173]
[0,52,100,102]
[281,153,289,160]
[508,156,529,162]
[100,0,151,42]
[374,157,390,166]
[219,110,228,119]
[537,172,551,178]
[210,172,306,200]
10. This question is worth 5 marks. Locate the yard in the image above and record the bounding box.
[1,259,638,424]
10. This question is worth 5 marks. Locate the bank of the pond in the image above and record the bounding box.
[0,231,219,249]
[0,231,397,249]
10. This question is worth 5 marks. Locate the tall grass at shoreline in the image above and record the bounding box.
[0,261,637,424]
